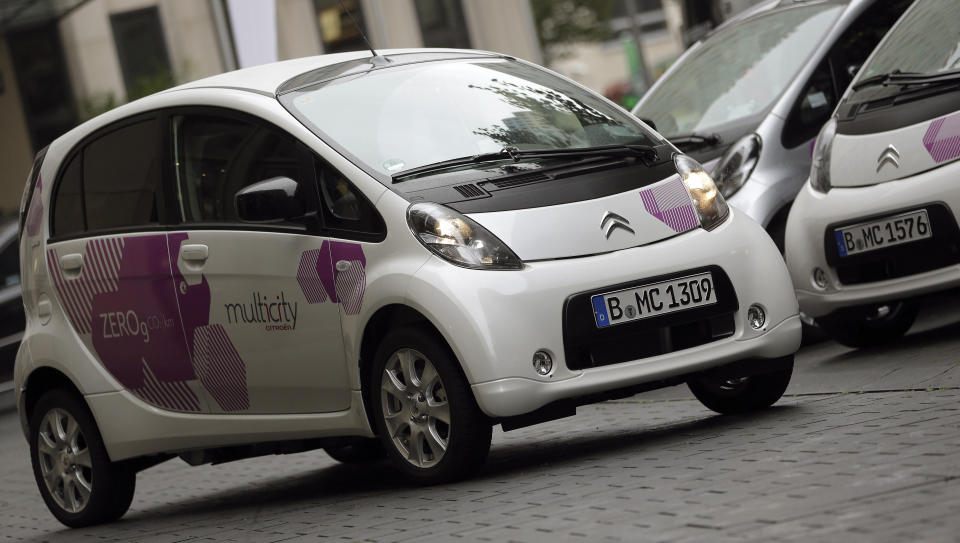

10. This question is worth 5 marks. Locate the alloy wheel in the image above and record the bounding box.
[36,408,93,513]
[380,348,451,468]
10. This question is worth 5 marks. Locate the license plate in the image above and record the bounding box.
[834,209,932,257]
[591,272,716,328]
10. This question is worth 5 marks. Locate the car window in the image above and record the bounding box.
[52,154,85,237]
[0,238,19,287]
[832,0,914,89]
[84,119,164,231]
[315,157,385,238]
[51,118,164,238]
[172,114,318,228]
[782,60,836,148]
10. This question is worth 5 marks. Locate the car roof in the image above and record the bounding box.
[170,48,503,97]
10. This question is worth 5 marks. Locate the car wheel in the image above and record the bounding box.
[815,301,918,349]
[29,388,136,528]
[370,326,492,484]
[688,358,793,415]
[324,438,385,464]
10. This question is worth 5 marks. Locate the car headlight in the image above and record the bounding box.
[407,203,523,270]
[675,154,730,231]
[714,134,761,198]
[810,118,837,193]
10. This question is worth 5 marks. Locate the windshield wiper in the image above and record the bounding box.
[392,144,659,182]
[853,68,960,90]
[664,132,721,150]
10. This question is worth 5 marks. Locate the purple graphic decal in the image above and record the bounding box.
[639,178,700,233]
[923,113,960,163]
[192,324,249,411]
[131,361,201,412]
[330,242,366,315]
[48,233,250,413]
[297,247,330,303]
[297,241,367,315]
[26,175,43,237]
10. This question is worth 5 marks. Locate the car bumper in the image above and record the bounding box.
[406,209,801,419]
[785,170,960,318]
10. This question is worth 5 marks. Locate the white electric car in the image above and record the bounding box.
[16,49,800,527]
[785,0,960,347]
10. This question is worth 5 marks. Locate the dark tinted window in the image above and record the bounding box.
[173,114,317,227]
[52,154,85,237]
[783,60,836,148]
[833,0,913,88]
[316,158,384,238]
[83,119,163,231]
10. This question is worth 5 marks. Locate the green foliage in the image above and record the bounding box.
[530,0,617,63]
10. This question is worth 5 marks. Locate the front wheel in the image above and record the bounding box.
[688,358,794,415]
[370,326,492,484]
[815,301,918,349]
[29,389,136,527]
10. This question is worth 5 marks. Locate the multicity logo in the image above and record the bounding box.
[225,291,298,331]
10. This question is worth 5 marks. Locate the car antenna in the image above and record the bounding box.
[339,0,390,66]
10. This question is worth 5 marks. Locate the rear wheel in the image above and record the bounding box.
[815,301,918,349]
[688,357,793,415]
[370,326,491,484]
[30,389,135,527]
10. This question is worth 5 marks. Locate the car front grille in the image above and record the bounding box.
[825,204,960,286]
[562,266,739,371]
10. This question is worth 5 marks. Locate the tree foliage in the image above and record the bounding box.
[530,0,617,63]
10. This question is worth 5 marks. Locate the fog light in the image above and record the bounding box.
[532,350,553,375]
[747,304,766,330]
[813,267,828,289]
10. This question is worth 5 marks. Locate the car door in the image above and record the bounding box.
[165,108,351,414]
[45,115,210,412]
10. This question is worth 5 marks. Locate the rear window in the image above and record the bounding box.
[51,117,164,238]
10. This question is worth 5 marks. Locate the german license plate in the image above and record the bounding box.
[834,209,932,257]
[591,272,716,328]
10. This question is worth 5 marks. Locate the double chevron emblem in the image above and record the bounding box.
[600,211,635,239]
[876,145,901,173]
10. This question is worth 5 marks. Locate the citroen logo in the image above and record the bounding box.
[876,145,901,173]
[601,211,635,239]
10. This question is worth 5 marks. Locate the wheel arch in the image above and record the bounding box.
[21,366,86,438]
[357,303,469,435]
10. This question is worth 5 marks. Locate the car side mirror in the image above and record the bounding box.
[235,176,305,223]
[638,117,657,132]
[847,63,862,78]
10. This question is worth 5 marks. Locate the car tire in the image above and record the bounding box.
[370,326,492,485]
[688,357,794,415]
[29,388,136,528]
[815,301,918,349]
[324,438,385,464]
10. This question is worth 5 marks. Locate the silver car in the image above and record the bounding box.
[633,0,910,251]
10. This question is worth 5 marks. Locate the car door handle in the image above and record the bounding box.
[335,260,352,272]
[181,244,209,262]
[60,253,83,272]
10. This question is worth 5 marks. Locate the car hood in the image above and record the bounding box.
[466,175,700,261]
[830,112,960,187]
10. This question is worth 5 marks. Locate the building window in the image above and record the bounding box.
[315,0,369,54]
[110,7,174,101]
[414,0,471,49]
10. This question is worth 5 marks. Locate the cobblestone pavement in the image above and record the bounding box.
[2,305,960,542]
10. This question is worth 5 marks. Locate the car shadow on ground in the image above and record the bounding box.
[814,317,960,367]
[110,405,797,527]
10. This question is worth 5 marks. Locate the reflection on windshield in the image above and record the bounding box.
[856,0,960,82]
[635,4,842,137]
[285,59,656,178]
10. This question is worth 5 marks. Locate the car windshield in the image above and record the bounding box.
[283,59,660,179]
[854,0,960,82]
[634,3,844,138]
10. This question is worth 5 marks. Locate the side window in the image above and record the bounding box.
[53,154,85,237]
[782,60,836,148]
[173,114,317,228]
[315,158,385,239]
[832,0,913,89]
[84,119,163,231]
